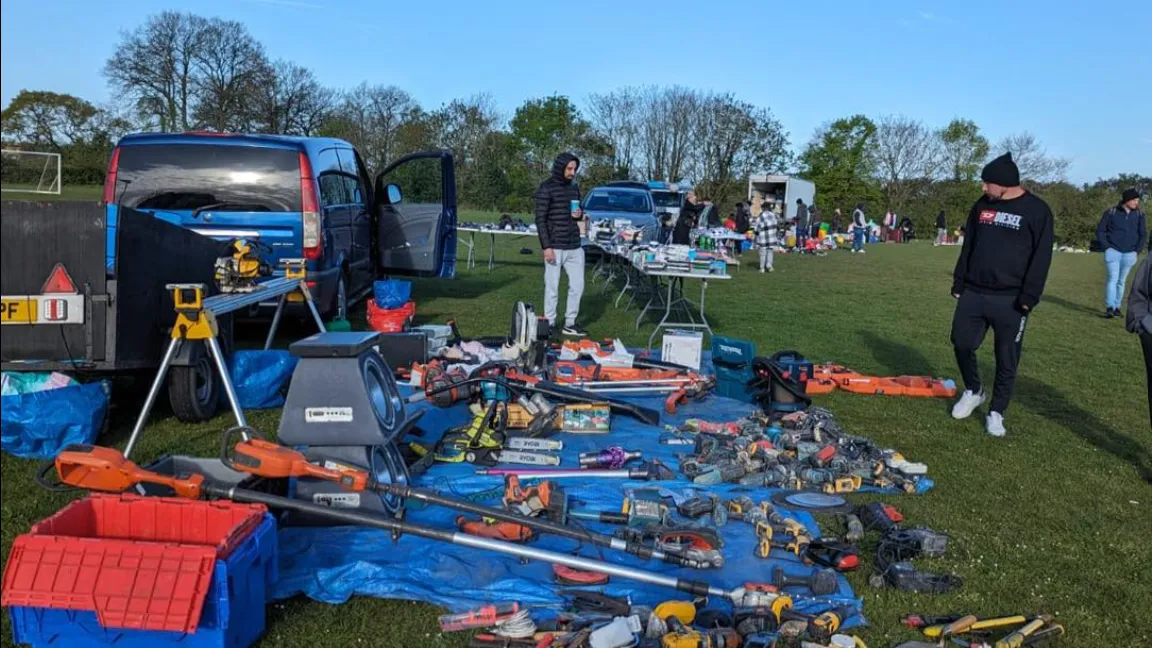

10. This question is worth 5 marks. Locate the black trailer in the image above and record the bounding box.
[1,201,228,421]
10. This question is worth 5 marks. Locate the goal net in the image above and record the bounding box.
[1,150,62,195]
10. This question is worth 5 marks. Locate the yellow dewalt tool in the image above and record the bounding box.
[922,615,1028,639]
[214,238,272,293]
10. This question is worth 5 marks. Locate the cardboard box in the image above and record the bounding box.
[662,329,703,370]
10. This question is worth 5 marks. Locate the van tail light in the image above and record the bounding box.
[102,147,121,205]
[299,152,322,260]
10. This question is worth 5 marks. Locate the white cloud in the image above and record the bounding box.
[918,11,937,21]
[1143,138,1152,145]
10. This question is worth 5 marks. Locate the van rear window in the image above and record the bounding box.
[114,144,302,213]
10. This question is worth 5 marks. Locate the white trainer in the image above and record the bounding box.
[986,412,1007,437]
[951,389,986,419]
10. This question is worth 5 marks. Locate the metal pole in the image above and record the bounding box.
[380,484,698,567]
[209,484,723,599]
[298,282,327,333]
[488,233,496,272]
[206,335,249,433]
[264,294,287,351]
[124,337,180,458]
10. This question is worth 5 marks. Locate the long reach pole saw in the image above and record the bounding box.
[43,444,792,613]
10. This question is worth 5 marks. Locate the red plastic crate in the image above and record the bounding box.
[1,494,267,634]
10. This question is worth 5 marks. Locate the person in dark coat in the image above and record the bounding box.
[1126,253,1152,429]
[673,191,708,245]
[1098,188,1146,319]
[734,202,750,233]
[935,210,948,246]
[535,152,586,337]
[794,199,811,250]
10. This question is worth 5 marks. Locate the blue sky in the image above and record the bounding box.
[2,0,1148,183]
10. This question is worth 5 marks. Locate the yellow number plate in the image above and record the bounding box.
[0,298,38,324]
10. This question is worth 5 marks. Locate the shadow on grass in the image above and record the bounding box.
[1015,375,1152,483]
[1043,294,1103,316]
[857,329,938,376]
[413,275,517,300]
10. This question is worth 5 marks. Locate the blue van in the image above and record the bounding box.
[102,133,457,318]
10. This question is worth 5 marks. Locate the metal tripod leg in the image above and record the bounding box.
[124,337,180,458]
[264,294,288,350]
[207,335,248,435]
[299,282,327,333]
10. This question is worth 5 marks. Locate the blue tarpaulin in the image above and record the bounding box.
[1,378,109,459]
[271,387,937,630]
[229,350,298,409]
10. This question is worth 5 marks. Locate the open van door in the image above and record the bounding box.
[374,151,457,278]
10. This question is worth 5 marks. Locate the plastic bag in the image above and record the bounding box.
[1,378,110,459]
[367,300,416,333]
[373,279,413,309]
[229,350,299,409]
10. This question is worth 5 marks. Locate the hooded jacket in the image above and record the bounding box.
[534,153,583,250]
[936,211,947,229]
[1127,254,1152,335]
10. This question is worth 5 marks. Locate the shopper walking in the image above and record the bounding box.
[851,203,867,254]
[535,152,587,337]
[950,153,1055,437]
[1097,188,1146,319]
[795,199,811,251]
[1125,253,1152,429]
[754,202,778,272]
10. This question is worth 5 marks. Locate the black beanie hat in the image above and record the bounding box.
[1121,188,1140,204]
[981,152,1020,187]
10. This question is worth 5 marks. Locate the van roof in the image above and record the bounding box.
[116,132,354,154]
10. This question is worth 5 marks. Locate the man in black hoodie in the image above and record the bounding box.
[949,152,1054,437]
[1125,253,1152,429]
[535,152,586,337]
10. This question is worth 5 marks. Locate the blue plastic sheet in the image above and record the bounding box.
[269,388,940,630]
[229,350,298,409]
[1,379,109,459]
[373,279,412,309]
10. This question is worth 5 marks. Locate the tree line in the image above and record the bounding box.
[1,10,1146,246]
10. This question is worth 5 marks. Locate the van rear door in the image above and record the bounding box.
[374,152,457,278]
[110,143,304,265]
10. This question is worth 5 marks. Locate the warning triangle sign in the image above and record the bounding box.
[41,263,78,294]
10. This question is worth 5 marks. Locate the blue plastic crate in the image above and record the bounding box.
[9,514,277,648]
[711,336,757,402]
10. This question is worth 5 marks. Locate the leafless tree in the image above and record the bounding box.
[251,61,334,136]
[639,86,699,182]
[587,87,642,177]
[104,11,206,131]
[191,18,269,131]
[996,132,1071,183]
[692,94,790,205]
[325,84,420,170]
[873,115,943,209]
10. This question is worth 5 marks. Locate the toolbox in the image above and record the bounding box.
[711,336,757,402]
[3,494,277,648]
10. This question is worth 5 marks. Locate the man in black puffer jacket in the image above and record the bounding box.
[535,152,587,337]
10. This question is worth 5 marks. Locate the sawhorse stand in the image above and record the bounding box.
[124,259,325,458]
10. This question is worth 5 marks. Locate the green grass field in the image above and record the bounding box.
[2,205,1150,647]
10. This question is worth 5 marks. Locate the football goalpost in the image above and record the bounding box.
[1,150,63,195]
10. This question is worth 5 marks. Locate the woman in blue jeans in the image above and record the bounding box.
[1097,189,1146,319]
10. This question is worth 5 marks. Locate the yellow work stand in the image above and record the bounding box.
[124,259,325,458]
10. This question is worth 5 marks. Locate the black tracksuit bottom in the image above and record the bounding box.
[951,291,1029,414]
[1143,334,1152,429]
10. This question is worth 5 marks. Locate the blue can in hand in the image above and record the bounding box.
[570,200,581,218]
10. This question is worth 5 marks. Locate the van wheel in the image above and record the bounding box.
[168,342,221,423]
[333,273,349,321]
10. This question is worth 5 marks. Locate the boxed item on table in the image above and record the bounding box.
[559,403,611,433]
[662,329,704,370]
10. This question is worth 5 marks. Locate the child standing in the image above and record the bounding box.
[754,202,779,272]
